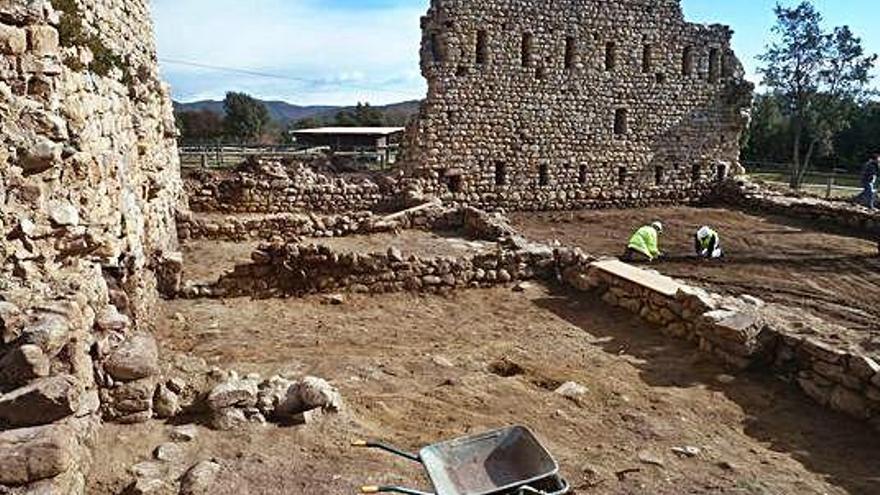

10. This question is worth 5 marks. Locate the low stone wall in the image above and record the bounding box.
[176,200,477,243]
[185,160,398,214]
[177,211,382,242]
[182,241,564,299]
[177,204,593,299]
[717,178,880,240]
[563,260,880,431]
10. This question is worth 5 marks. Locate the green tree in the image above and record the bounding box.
[223,92,271,144]
[834,102,880,170]
[291,117,323,130]
[757,2,876,188]
[332,102,385,127]
[176,109,224,145]
[743,94,800,167]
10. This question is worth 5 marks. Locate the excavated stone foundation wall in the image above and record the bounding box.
[564,261,880,432]
[400,0,754,210]
[0,0,182,491]
[718,177,880,240]
[180,206,585,299]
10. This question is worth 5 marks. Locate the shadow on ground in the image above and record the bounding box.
[534,286,880,495]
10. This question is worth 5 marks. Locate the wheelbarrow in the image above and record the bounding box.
[353,425,570,495]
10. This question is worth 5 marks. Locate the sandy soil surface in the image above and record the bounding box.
[182,240,260,284]
[305,230,497,257]
[511,207,880,342]
[88,285,880,494]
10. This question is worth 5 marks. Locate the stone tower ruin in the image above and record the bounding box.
[0,0,182,491]
[403,0,754,210]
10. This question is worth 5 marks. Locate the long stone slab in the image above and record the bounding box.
[590,259,685,298]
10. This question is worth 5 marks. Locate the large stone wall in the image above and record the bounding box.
[0,0,182,491]
[401,0,754,210]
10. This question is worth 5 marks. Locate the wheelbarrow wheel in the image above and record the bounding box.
[516,477,570,495]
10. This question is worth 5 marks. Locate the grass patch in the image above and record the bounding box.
[55,0,128,80]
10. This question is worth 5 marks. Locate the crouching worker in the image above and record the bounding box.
[695,226,723,259]
[622,221,664,263]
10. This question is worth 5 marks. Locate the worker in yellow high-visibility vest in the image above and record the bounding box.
[695,226,723,259]
[622,221,664,262]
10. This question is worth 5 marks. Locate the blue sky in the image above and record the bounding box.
[152,0,880,105]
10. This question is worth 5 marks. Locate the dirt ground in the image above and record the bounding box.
[511,207,880,345]
[182,240,260,284]
[305,230,497,257]
[88,282,880,494]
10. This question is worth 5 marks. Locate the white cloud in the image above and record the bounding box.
[152,0,428,105]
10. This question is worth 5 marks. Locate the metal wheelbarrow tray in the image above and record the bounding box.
[355,425,570,495]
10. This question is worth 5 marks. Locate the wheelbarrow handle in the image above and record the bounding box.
[360,486,434,495]
[352,440,421,463]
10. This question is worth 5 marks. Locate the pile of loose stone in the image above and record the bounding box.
[204,372,341,430]
[127,427,221,495]
[123,370,342,494]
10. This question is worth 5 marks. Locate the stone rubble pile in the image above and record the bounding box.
[126,427,222,495]
[205,372,342,431]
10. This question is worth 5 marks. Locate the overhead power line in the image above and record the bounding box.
[159,58,420,97]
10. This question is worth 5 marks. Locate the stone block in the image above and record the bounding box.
[0,424,75,485]
[0,301,22,345]
[703,309,762,345]
[21,314,69,358]
[19,138,62,174]
[27,25,59,56]
[103,333,159,382]
[848,355,880,381]
[0,375,81,427]
[179,460,222,495]
[206,377,259,411]
[0,25,27,55]
[0,344,51,388]
[209,407,248,431]
[829,386,870,420]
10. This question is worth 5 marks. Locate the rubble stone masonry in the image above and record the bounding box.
[402,0,754,210]
[0,0,182,491]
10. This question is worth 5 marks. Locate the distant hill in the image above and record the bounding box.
[173,99,421,126]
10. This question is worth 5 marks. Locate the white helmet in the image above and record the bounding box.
[651,221,664,233]
[697,226,712,240]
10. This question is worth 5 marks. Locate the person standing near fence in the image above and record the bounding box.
[856,153,880,209]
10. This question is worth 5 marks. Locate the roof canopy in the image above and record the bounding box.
[292,127,405,136]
